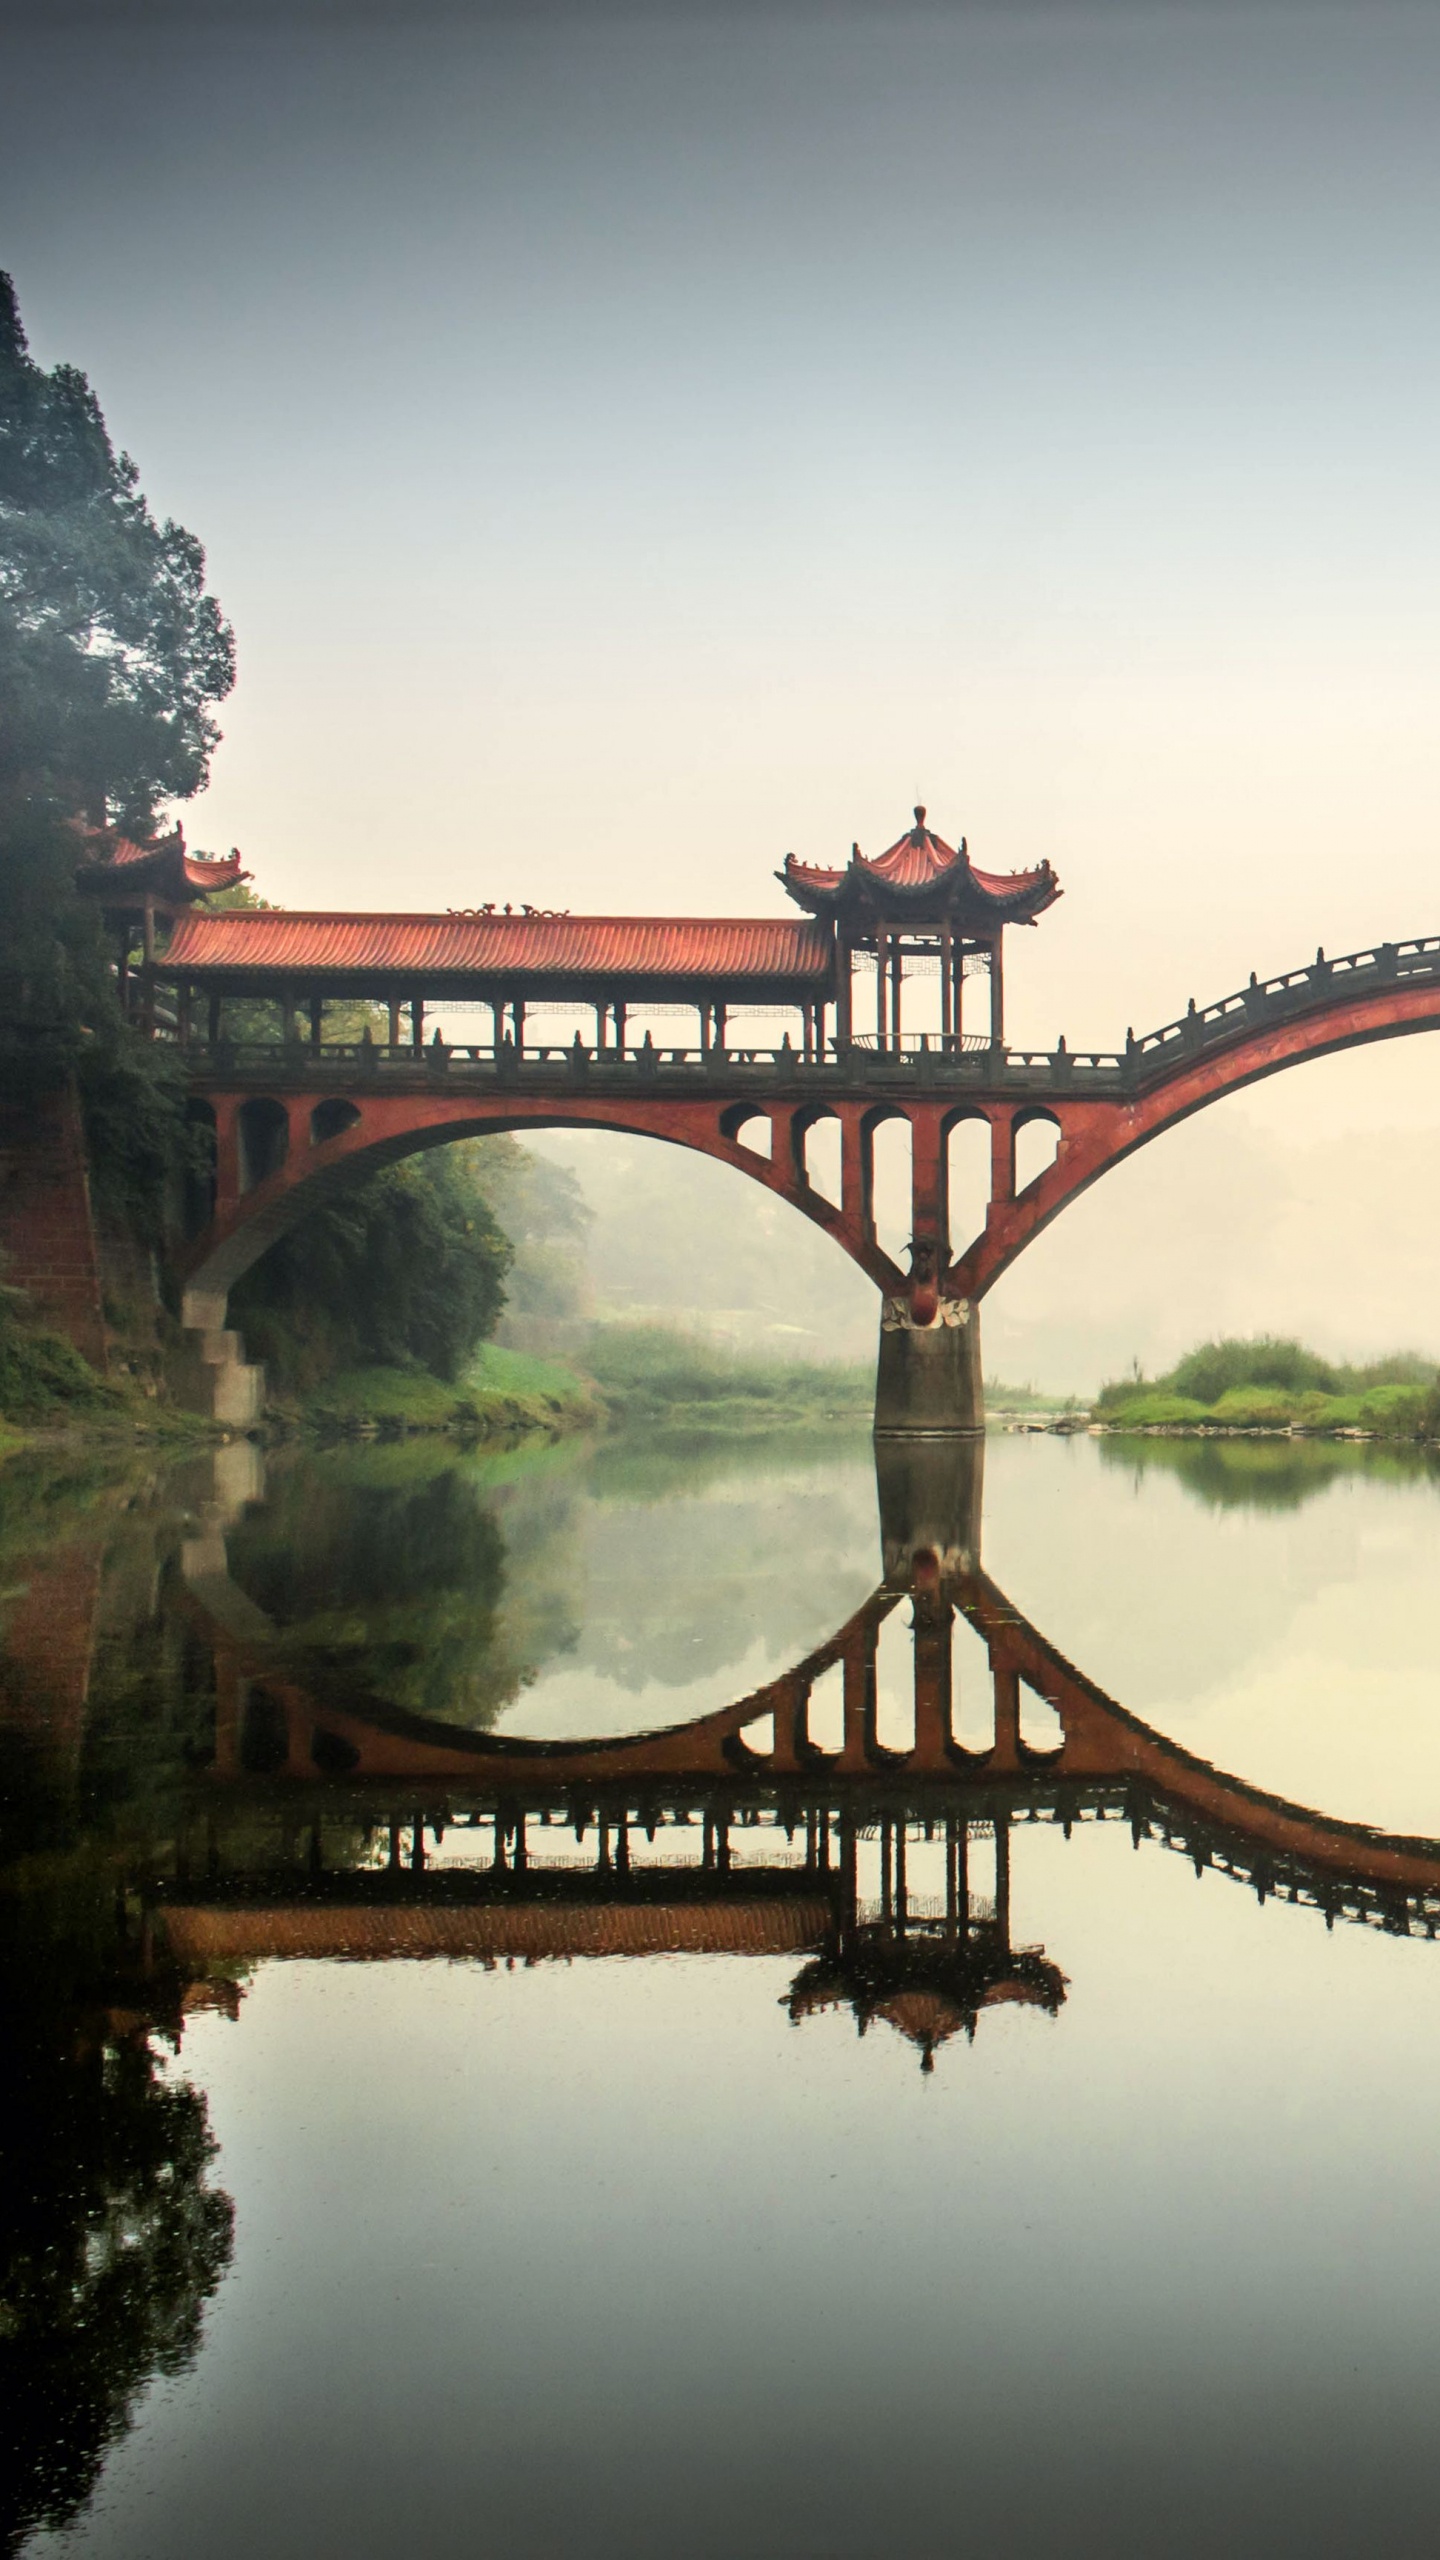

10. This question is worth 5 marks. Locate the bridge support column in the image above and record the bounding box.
[874,1299,982,1436]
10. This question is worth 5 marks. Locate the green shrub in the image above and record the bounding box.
[1168,1336,1339,1403]
[0,1298,117,1418]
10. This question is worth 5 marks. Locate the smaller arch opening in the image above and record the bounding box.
[867,1113,912,1266]
[721,1107,772,1161]
[799,1110,841,1206]
[311,1097,361,1146]
[238,1685,289,1775]
[737,1711,775,1758]
[950,1612,994,1755]
[1018,1681,1064,1760]
[946,1114,991,1259]
[804,1659,845,1755]
[311,1725,362,1774]
[1014,1112,1060,1193]
[873,1608,915,1756]
[237,1096,290,1193]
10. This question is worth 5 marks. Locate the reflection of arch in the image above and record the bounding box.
[181,1539,1440,1936]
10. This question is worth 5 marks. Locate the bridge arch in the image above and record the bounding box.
[177,1087,911,1317]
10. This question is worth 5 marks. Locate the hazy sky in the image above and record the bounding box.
[6,0,1440,1365]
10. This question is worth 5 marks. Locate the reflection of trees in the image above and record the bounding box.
[224,1447,577,1728]
[1096,1430,1439,1514]
[1,2018,234,2552]
[217,1436,877,1734]
[0,1742,233,2553]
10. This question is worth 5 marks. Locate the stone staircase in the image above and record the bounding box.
[173,1290,266,1424]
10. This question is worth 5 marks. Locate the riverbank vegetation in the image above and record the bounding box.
[1094,1336,1440,1437]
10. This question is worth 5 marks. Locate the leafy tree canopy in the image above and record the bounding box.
[0,272,235,1067]
[0,270,234,833]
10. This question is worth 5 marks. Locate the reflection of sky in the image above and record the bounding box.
[488,1445,880,1737]
[984,1434,1440,1834]
[89,1819,1440,2560]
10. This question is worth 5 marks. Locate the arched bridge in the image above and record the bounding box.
[96,807,1440,1425]
[171,930,1440,1427]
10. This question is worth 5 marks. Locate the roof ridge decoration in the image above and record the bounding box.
[778,804,1061,933]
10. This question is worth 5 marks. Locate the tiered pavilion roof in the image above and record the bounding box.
[779,806,1060,934]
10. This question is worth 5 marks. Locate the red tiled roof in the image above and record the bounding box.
[160,909,833,986]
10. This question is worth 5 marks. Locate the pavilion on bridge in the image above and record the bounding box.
[91,806,1060,1060]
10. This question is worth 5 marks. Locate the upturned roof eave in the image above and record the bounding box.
[779,846,1059,930]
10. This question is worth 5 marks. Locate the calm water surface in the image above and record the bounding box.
[5,1423,1440,2557]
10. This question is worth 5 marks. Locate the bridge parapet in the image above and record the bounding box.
[1126,933,1440,1077]
[179,1032,1132,1100]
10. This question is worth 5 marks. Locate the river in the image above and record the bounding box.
[4,1421,1440,2558]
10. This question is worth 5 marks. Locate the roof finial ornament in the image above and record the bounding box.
[914,804,927,828]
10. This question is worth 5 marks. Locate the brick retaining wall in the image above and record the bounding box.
[0,1083,108,1368]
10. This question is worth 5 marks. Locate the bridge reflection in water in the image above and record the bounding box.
[160,1439,1440,2073]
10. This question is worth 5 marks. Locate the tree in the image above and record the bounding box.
[0,270,233,833]
[0,270,234,1036]
[230,1147,514,1389]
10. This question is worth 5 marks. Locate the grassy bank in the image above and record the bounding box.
[289,1341,603,1440]
[1094,1336,1440,1438]
[0,1301,227,1450]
